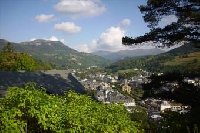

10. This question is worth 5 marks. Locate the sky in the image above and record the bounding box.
[0,0,176,52]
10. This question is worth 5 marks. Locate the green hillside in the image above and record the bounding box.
[0,43,52,71]
[163,42,200,56]
[0,39,111,69]
[106,44,200,73]
[163,52,200,72]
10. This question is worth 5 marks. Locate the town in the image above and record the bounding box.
[71,66,198,121]
[1,0,199,132]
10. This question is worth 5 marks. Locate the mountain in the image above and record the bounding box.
[0,39,111,69]
[162,42,200,56]
[106,43,200,73]
[93,48,165,61]
[92,50,112,58]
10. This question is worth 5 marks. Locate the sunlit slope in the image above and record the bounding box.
[164,52,200,71]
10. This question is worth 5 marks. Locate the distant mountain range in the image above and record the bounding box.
[161,42,200,56]
[0,39,111,69]
[92,48,165,61]
[106,43,200,73]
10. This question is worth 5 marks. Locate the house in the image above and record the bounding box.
[99,82,112,90]
[170,102,190,113]
[114,76,118,80]
[83,81,99,90]
[81,78,87,82]
[106,91,135,107]
[160,101,171,112]
[95,87,136,112]
[149,111,162,121]
[95,89,106,102]
[145,98,191,114]
[123,97,136,107]
[158,73,163,76]
[110,78,117,83]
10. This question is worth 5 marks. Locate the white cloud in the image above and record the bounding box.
[30,38,36,41]
[48,36,59,41]
[35,14,54,23]
[119,18,131,27]
[54,22,81,34]
[60,39,65,43]
[75,19,132,53]
[54,0,106,18]
[75,44,92,53]
[95,26,126,51]
[48,36,65,43]
[29,36,65,43]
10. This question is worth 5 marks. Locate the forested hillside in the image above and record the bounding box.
[93,48,165,61]
[0,39,111,69]
[0,42,52,71]
[106,43,200,73]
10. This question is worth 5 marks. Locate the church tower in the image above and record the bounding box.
[122,79,131,94]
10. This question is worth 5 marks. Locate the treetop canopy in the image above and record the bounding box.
[122,0,200,47]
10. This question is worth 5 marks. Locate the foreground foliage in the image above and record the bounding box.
[0,83,141,132]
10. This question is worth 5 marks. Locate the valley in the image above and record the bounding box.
[0,40,199,132]
[0,0,199,132]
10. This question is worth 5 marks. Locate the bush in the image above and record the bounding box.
[0,83,142,132]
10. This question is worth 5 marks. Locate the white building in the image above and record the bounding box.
[160,101,171,112]
[124,100,136,107]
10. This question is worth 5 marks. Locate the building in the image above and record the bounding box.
[95,88,136,108]
[160,101,171,112]
[95,88,106,102]
[106,91,135,107]
[122,79,132,94]
[170,102,190,113]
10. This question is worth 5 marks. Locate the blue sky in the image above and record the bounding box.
[0,0,153,52]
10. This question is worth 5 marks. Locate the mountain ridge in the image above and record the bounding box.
[92,48,165,61]
[0,39,111,69]
[106,43,200,73]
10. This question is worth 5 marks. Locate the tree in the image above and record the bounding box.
[130,106,149,130]
[0,51,36,71]
[0,83,142,132]
[0,42,53,71]
[122,0,200,47]
[15,53,36,71]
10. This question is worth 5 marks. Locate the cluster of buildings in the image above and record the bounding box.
[152,82,180,94]
[73,70,144,111]
[78,72,150,91]
[95,87,136,111]
[184,77,200,86]
[142,98,191,121]
[73,68,194,120]
[73,68,153,110]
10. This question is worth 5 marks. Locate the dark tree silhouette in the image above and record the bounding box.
[123,0,200,47]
